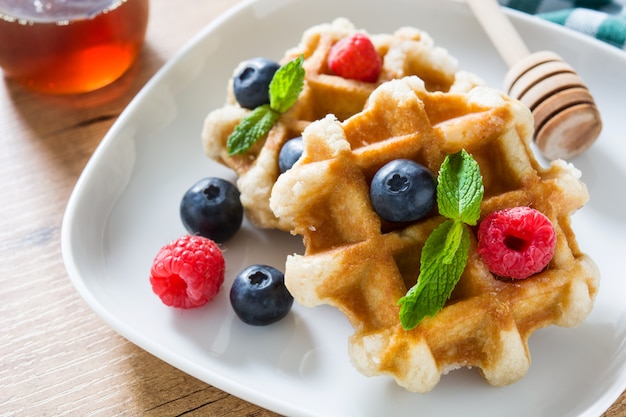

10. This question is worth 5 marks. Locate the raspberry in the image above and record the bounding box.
[149,235,225,308]
[327,33,382,82]
[477,206,556,279]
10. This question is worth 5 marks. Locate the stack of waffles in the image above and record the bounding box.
[201,19,599,392]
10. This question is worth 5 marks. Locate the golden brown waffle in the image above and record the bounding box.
[201,18,483,230]
[269,76,600,392]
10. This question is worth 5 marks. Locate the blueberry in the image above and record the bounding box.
[230,264,294,326]
[370,159,437,223]
[278,136,304,173]
[232,57,280,110]
[180,177,243,243]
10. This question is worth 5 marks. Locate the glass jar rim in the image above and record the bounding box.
[0,0,128,23]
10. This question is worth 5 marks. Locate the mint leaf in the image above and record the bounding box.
[440,219,465,265]
[437,149,483,226]
[226,55,305,156]
[269,55,305,113]
[226,105,280,155]
[398,219,470,330]
[398,150,484,330]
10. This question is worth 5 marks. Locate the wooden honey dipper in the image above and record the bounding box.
[466,0,602,160]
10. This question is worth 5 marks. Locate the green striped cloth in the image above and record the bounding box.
[498,0,626,49]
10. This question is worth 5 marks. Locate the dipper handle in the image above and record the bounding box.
[467,0,530,66]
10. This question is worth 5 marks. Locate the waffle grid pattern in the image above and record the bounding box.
[270,77,599,392]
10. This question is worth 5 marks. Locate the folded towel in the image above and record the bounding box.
[499,0,626,49]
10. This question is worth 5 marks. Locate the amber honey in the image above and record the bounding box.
[0,0,149,94]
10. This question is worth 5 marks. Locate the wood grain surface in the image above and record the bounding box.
[0,0,623,416]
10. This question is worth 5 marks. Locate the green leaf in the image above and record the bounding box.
[269,55,305,113]
[398,150,483,330]
[398,219,471,330]
[226,105,280,155]
[441,220,465,265]
[226,55,305,156]
[437,149,484,226]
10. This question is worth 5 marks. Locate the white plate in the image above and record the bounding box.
[61,0,626,416]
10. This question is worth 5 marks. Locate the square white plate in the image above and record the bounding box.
[62,0,626,416]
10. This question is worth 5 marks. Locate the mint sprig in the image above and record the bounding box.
[437,150,483,225]
[227,55,305,155]
[398,150,484,330]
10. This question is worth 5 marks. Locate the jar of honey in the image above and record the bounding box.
[0,0,149,94]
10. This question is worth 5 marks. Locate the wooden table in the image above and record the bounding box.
[0,0,624,415]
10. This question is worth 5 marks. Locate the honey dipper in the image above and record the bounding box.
[466,0,602,160]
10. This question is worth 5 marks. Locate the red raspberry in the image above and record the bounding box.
[327,33,382,82]
[477,207,556,280]
[149,235,225,309]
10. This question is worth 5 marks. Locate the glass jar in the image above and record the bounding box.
[0,0,150,94]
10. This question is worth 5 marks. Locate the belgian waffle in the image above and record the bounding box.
[201,18,482,230]
[269,76,599,392]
